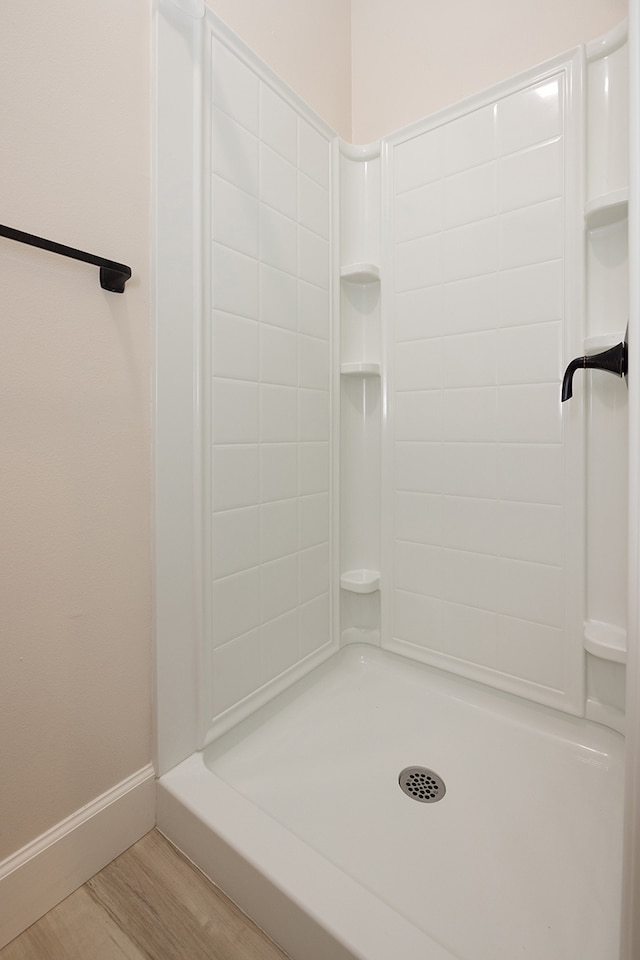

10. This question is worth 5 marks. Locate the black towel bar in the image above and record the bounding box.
[0,223,132,293]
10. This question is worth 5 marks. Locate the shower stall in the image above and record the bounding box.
[154,0,640,957]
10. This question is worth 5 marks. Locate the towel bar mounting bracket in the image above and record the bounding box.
[0,223,132,293]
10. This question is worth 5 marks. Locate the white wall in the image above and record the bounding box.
[351,0,628,142]
[207,24,335,729]
[204,0,352,140]
[0,0,152,862]
[203,1,627,143]
[385,57,585,713]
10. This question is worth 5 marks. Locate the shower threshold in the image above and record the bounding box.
[157,644,624,960]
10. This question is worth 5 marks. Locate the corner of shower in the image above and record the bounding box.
[338,138,384,650]
[154,2,640,957]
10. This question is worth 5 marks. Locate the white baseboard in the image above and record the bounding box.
[0,764,156,949]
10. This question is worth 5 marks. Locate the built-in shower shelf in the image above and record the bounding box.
[340,262,380,284]
[583,333,625,353]
[584,620,627,664]
[584,189,629,229]
[340,569,380,594]
[341,362,381,377]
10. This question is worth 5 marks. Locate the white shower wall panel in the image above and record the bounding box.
[206,24,336,733]
[384,52,585,713]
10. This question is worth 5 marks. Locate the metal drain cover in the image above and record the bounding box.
[398,766,446,803]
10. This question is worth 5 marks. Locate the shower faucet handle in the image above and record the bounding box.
[561,335,628,402]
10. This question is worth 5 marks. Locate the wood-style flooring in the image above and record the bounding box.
[0,830,289,960]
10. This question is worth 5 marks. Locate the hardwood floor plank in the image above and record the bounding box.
[1,830,289,960]
[85,831,289,960]
[0,886,146,960]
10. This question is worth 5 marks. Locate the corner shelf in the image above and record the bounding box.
[340,569,380,594]
[585,188,629,229]
[340,262,380,284]
[339,144,382,640]
[583,333,626,353]
[341,362,381,377]
[584,620,627,664]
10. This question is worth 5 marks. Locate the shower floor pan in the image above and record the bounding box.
[157,644,624,960]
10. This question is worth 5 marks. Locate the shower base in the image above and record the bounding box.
[157,644,624,960]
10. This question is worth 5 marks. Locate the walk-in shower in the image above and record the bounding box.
[154,1,640,956]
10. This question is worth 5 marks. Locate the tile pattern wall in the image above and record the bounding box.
[208,38,332,718]
[388,71,581,706]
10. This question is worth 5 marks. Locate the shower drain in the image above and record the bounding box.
[398,766,446,803]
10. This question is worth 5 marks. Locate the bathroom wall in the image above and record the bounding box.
[384,54,585,714]
[195,2,626,148]
[205,19,335,733]
[0,0,152,864]
[351,0,627,141]
[1,0,347,875]
[204,0,351,140]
